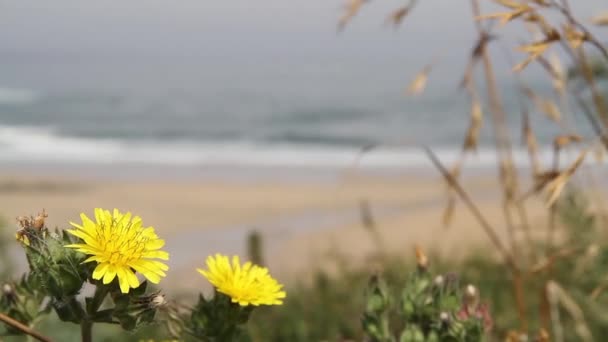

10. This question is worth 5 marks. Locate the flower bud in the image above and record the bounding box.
[414,245,428,271]
[433,275,444,287]
[33,209,48,230]
[151,294,167,308]
[464,284,479,309]
[1,283,17,305]
[16,216,31,229]
[465,284,476,298]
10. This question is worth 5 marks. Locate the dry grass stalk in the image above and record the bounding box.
[592,139,605,163]
[552,1,608,60]
[575,48,608,129]
[359,199,387,256]
[548,53,566,95]
[475,0,533,26]
[522,86,561,122]
[546,281,593,342]
[463,96,483,152]
[529,246,581,274]
[424,146,519,272]
[513,29,560,72]
[471,0,532,272]
[522,149,587,208]
[522,108,541,176]
[0,313,52,342]
[553,134,582,150]
[441,159,463,227]
[544,150,587,207]
[591,12,608,26]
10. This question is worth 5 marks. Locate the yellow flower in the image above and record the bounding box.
[15,231,30,246]
[66,208,169,294]
[198,254,286,306]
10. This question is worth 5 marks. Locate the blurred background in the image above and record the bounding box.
[1,1,608,339]
[0,0,604,281]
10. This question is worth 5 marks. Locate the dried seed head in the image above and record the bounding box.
[386,1,416,28]
[2,283,13,295]
[563,23,588,49]
[151,293,167,308]
[554,135,582,149]
[33,209,48,230]
[2,283,17,305]
[338,0,367,32]
[414,245,428,270]
[536,328,549,342]
[439,311,450,322]
[16,216,31,229]
[406,64,433,95]
[592,12,608,26]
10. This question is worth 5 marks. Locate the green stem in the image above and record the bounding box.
[81,320,93,342]
[81,285,108,342]
[89,285,109,314]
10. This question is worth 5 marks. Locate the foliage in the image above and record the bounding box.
[361,265,489,341]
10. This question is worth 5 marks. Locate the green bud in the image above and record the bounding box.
[448,320,466,339]
[367,292,387,312]
[401,297,415,318]
[400,326,415,342]
[414,278,430,296]
[413,327,425,342]
[426,331,439,342]
[400,325,424,342]
[366,275,389,313]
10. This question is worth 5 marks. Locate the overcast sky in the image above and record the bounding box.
[0,1,602,91]
[0,1,601,59]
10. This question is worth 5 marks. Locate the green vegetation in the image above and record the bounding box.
[248,191,608,341]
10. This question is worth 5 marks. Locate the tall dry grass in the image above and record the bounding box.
[338,0,608,339]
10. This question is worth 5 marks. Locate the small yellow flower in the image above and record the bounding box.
[66,208,169,294]
[15,231,30,246]
[198,254,286,306]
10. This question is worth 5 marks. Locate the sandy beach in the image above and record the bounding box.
[0,165,551,292]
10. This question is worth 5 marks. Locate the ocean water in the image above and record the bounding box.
[0,58,592,170]
[0,0,605,172]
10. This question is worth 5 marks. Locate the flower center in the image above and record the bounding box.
[96,221,149,266]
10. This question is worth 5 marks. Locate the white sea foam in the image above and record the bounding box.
[0,124,601,169]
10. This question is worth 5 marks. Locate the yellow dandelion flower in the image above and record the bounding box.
[66,208,169,294]
[198,254,286,306]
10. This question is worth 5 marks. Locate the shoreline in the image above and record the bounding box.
[0,158,527,182]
